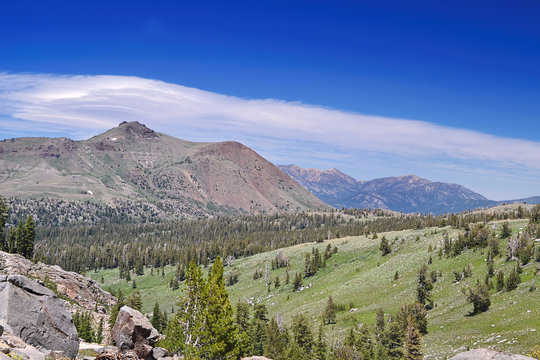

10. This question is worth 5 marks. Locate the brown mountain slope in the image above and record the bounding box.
[0,121,330,216]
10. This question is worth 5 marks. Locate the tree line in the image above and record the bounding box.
[0,196,35,259]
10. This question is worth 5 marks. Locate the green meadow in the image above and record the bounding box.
[90,219,539,359]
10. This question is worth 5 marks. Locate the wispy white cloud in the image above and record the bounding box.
[0,72,538,199]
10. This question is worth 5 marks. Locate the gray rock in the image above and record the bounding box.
[111,306,159,360]
[0,275,79,358]
[152,347,168,359]
[0,353,10,360]
[0,324,3,336]
[10,346,46,360]
[450,348,536,360]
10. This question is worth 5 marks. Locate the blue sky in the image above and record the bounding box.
[1,1,540,199]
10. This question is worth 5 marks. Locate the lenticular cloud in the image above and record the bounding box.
[1,72,540,175]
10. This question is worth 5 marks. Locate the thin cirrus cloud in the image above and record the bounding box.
[0,72,539,199]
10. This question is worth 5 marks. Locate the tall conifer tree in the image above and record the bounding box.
[404,315,423,360]
[0,196,7,252]
[201,256,238,359]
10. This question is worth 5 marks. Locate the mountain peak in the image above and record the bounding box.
[88,121,159,143]
[279,165,495,214]
[115,121,158,138]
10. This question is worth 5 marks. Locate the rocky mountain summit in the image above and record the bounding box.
[0,122,329,219]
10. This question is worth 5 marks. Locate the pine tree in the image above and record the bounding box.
[151,302,163,333]
[109,289,125,328]
[416,264,433,308]
[161,260,206,356]
[15,221,24,256]
[0,196,8,252]
[96,318,104,344]
[200,256,238,359]
[265,317,285,360]
[293,272,303,291]
[464,281,491,315]
[357,325,375,360]
[345,328,356,347]
[506,267,521,291]
[235,301,251,357]
[286,340,310,360]
[375,308,385,343]
[135,258,144,276]
[404,316,423,360]
[500,221,512,238]
[314,325,327,360]
[323,296,336,324]
[487,252,494,277]
[74,311,95,343]
[251,303,269,356]
[22,215,35,259]
[379,236,391,256]
[126,291,142,312]
[396,302,428,335]
[496,270,505,291]
[291,314,314,355]
[384,319,404,360]
[7,227,16,254]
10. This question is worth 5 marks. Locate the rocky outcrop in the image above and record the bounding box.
[449,348,535,360]
[0,330,47,360]
[111,306,159,360]
[0,250,117,344]
[0,274,79,358]
[0,251,116,311]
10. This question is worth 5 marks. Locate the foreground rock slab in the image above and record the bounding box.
[111,306,159,360]
[450,348,535,360]
[0,274,79,358]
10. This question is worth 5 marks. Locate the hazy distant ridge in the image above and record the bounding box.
[279,164,540,213]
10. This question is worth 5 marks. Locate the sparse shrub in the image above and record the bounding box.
[293,272,303,291]
[506,267,521,291]
[496,270,505,291]
[380,236,391,256]
[500,221,512,238]
[253,268,263,280]
[226,271,239,286]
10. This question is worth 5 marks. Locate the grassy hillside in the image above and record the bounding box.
[89,219,539,359]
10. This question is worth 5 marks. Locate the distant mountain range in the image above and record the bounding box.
[0,122,329,217]
[278,164,540,214]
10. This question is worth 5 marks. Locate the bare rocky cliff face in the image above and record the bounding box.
[0,122,330,219]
